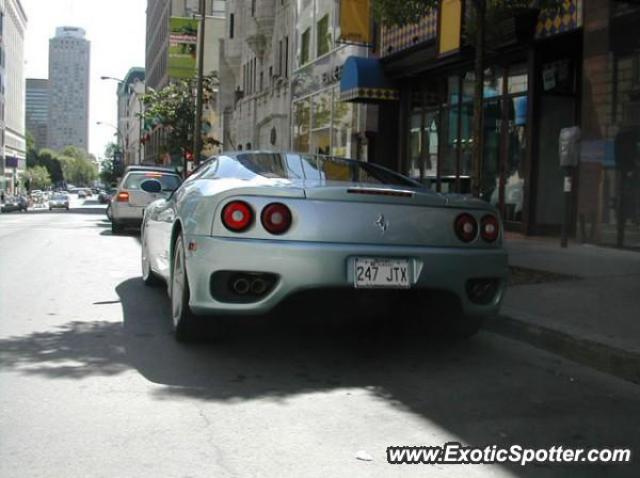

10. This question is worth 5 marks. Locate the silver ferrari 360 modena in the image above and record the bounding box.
[140,152,508,342]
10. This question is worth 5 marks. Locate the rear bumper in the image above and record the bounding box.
[184,235,508,318]
[111,202,144,224]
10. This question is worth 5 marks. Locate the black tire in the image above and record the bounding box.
[171,234,200,342]
[111,221,124,234]
[141,228,162,287]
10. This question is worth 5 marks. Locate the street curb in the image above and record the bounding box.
[484,315,640,385]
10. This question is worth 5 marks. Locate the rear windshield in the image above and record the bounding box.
[52,194,67,200]
[227,153,419,187]
[123,172,181,192]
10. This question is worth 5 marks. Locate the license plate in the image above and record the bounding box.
[354,258,411,289]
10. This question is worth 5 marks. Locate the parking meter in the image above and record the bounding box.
[559,126,581,247]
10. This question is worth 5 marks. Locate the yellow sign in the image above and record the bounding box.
[439,0,462,56]
[339,0,371,44]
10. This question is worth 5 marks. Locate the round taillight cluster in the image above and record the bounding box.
[261,203,292,235]
[480,215,500,242]
[221,201,253,232]
[454,213,478,243]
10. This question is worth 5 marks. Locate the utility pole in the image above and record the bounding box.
[193,0,207,169]
[471,0,485,198]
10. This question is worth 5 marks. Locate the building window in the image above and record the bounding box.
[229,13,234,38]
[301,28,311,65]
[285,36,289,77]
[317,14,331,57]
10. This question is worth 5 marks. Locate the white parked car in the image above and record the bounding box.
[110,166,182,234]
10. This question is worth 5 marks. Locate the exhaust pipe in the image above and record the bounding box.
[232,277,250,295]
[250,278,267,295]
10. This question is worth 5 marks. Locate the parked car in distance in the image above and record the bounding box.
[49,193,70,211]
[1,195,28,213]
[77,189,87,198]
[141,151,508,343]
[98,189,114,204]
[111,165,182,234]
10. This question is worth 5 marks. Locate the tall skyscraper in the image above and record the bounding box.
[1,0,28,195]
[25,79,48,151]
[47,26,90,152]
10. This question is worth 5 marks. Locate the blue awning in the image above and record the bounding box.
[340,56,399,103]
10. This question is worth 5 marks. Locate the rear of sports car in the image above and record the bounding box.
[182,182,508,334]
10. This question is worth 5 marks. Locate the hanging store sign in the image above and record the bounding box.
[339,0,372,45]
[438,0,462,56]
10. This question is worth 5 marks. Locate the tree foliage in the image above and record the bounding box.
[58,155,98,186]
[24,166,52,190]
[100,142,122,186]
[141,75,219,158]
[27,148,64,184]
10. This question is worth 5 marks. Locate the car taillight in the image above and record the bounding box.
[480,214,500,242]
[454,213,478,243]
[221,201,253,232]
[261,203,292,235]
[116,192,129,202]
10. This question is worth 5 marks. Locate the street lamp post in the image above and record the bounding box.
[101,75,146,165]
[96,120,125,162]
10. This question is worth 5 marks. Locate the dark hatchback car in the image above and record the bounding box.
[1,196,28,213]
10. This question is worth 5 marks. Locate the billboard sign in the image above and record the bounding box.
[169,17,199,79]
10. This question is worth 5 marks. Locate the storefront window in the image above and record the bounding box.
[317,14,331,57]
[332,89,353,157]
[508,64,528,94]
[293,87,354,158]
[483,67,504,99]
[292,99,310,152]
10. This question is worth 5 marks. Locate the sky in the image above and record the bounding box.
[21,0,146,158]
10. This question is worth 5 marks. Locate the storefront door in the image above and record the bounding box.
[480,65,529,223]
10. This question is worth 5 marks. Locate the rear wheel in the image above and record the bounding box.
[111,221,124,234]
[171,234,200,342]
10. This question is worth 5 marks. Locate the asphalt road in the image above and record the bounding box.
[1,203,639,478]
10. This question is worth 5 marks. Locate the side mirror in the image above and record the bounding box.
[140,179,162,193]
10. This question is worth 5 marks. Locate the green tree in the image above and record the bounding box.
[59,155,97,186]
[27,148,64,184]
[141,74,219,165]
[100,142,122,186]
[23,166,52,191]
[372,0,562,196]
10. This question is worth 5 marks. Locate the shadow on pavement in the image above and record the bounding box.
[0,277,638,476]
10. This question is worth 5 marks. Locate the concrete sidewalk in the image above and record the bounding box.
[486,234,640,384]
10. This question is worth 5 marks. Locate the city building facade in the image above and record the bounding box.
[113,67,145,166]
[47,26,91,152]
[219,0,378,159]
[360,0,640,248]
[25,78,48,151]
[144,0,226,165]
[125,75,146,166]
[0,0,27,195]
